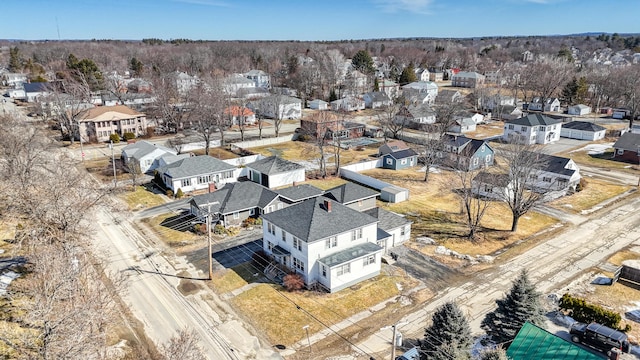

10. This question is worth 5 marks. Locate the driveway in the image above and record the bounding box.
[543,138,586,155]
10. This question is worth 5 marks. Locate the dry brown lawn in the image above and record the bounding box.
[361,167,559,256]
[303,177,348,190]
[191,147,239,160]
[550,178,631,213]
[465,122,505,139]
[557,141,640,173]
[251,140,379,165]
[142,214,200,246]
[230,266,420,346]
[118,186,167,211]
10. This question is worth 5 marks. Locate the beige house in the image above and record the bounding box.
[78,105,147,142]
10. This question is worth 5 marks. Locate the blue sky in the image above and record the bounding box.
[2,0,637,41]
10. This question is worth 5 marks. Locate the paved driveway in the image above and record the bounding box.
[212,239,263,270]
[543,138,586,154]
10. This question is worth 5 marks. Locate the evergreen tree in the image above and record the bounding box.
[373,78,380,92]
[481,270,546,345]
[130,57,144,77]
[399,62,417,85]
[329,89,338,102]
[562,77,578,104]
[421,302,472,360]
[351,49,375,75]
[9,47,22,72]
[479,348,509,360]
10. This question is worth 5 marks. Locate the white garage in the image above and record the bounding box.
[560,121,606,141]
[568,104,592,116]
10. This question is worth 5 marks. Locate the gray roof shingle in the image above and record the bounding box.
[324,182,380,204]
[507,114,562,126]
[317,242,382,267]
[261,197,377,243]
[157,155,236,179]
[275,184,324,202]
[529,152,576,177]
[613,132,640,152]
[385,148,418,160]
[122,140,175,161]
[364,208,412,232]
[562,121,606,132]
[190,181,279,215]
[246,156,304,175]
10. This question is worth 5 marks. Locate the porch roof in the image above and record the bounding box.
[272,245,290,256]
[318,242,382,267]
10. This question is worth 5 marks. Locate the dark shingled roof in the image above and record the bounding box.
[442,135,491,155]
[613,132,640,152]
[122,140,175,161]
[473,172,511,187]
[528,152,576,177]
[275,184,324,202]
[324,182,380,205]
[507,113,562,126]
[261,197,377,243]
[317,242,383,267]
[23,82,50,93]
[246,156,304,175]
[561,121,606,132]
[190,181,279,215]
[364,208,412,232]
[156,155,236,179]
[385,148,418,160]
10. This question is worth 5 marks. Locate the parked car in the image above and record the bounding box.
[570,322,630,355]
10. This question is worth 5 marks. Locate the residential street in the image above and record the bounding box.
[357,193,640,357]
[92,205,281,360]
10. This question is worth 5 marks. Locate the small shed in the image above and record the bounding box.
[568,104,592,116]
[308,99,328,110]
[380,185,408,203]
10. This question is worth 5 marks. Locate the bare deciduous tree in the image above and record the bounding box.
[451,168,492,239]
[161,328,205,360]
[376,103,403,140]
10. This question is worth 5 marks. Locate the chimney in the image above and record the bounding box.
[208,183,216,193]
[324,199,332,212]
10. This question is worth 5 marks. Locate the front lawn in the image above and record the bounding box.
[230,266,419,346]
[550,178,631,213]
[142,213,200,246]
[118,186,166,211]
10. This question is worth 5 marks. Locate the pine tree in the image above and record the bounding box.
[351,49,375,75]
[421,302,472,360]
[399,63,417,85]
[481,270,546,345]
[9,47,22,72]
[479,348,508,360]
[373,78,380,92]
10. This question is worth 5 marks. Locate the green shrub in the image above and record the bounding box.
[166,189,174,198]
[123,132,136,141]
[109,133,120,143]
[175,188,184,199]
[213,224,226,235]
[559,293,626,331]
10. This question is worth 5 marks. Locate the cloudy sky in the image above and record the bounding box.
[3,0,637,40]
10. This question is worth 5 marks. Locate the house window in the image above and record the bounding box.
[529,174,538,180]
[281,230,287,242]
[386,158,392,165]
[249,209,255,216]
[557,178,568,184]
[401,226,406,236]
[484,185,493,193]
[473,158,479,166]
[293,237,302,251]
[351,228,363,241]
[293,257,305,271]
[363,255,376,266]
[336,263,351,276]
[233,212,239,219]
[521,126,527,132]
[400,159,407,165]
[540,126,546,131]
[277,203,284,210]
[617,149,623,155]
[481,145,486,151]
[267,242,275,252]
[325,237,337,249]
[321,265,327,278]
[543,177,552,183]
[485,155,492,163]
[181,179,191,187]
[508,124,514,130]
[267,223,276,235]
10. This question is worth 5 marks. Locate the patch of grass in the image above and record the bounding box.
[118,186,166,211]
[303,177,348,190]
[252,141,318,161]
[211,268,250,294]
[608,250,640,267]
[231,267,416,346]
[550,178,631,213]
[557,143,640,174]
[143,213,199,246]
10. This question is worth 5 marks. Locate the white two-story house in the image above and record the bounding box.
[261,197,383,293]
[526,152,581,200]
[502,114,562,145]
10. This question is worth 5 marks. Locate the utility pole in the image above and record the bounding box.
[207,205,213,280]
[109,140,117,189]
[77,121,85,162]
[302,325,311,354]
[381,322,407,360]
